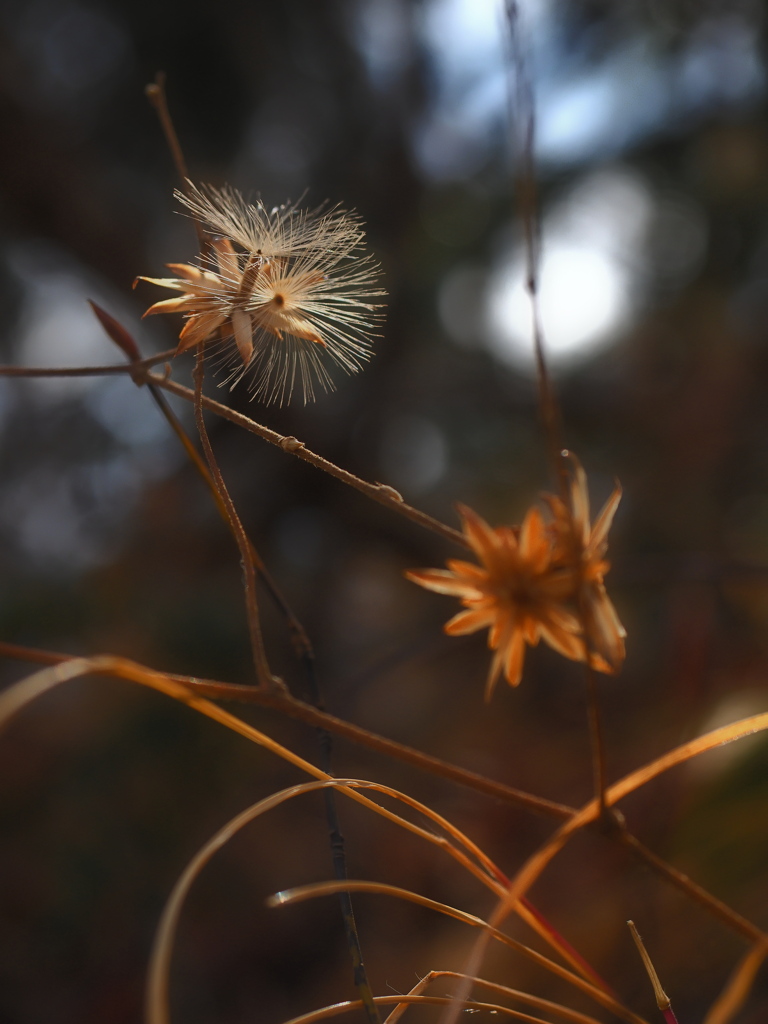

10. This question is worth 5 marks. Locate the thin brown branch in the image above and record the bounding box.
[2,637,766,948]
[507,6,611,818]
[584,661,607,819]
[145,73,190,187]
[145,72,210,261]
[144,88,376,1021]
[504,1,567,502]
[147,383,313,658]
[0,358,469,549]
[149,373,468,548]
[0,350,176,378]
[88,302,314,660]
[618,825,767,946]
[0,640,573,819]
[192,351,281,691]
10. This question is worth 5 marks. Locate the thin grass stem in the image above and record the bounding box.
[618,828,767,945]
[703,942,768,1024]
[305,660,380,1024]
[389,970,606,1024]
[269,880,646,1024]
[0,351,176,377]
[504,0,567,502]
[192,350,280,690]
[0,638,574,818]
[284,994,585,1024]
[150,372,467,546]
[584,661,608,818]
[0,359,468,548]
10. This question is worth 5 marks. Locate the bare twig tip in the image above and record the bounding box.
[628,920,672,1011]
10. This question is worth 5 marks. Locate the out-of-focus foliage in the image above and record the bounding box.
[1,1,768,1022]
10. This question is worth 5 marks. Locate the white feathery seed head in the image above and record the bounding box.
[139,182,385,405]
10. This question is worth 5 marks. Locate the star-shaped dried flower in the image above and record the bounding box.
[137,183,384,405]
[406,463,625,699]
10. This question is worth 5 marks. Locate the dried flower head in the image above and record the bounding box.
[543,453,626,672]
[137,183,384,405]
[406,460,625,699]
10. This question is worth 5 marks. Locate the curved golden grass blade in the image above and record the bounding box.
[0,654,604,984]
[515,897,610,991]
[268,880,647,1024]
[0,656,601,991]
[445,711,768,1024]
[0,656,507,854]
[0,660,608,1019]
[282,994,586,1024]
[387,970,604,1024]
[146,775,536,1024]
[148,779,372,1024]
[332,786,608,988]
[703,943,768,1024]
[0,640,576,821]
[383,973,433,1024]
[349,783,505,886]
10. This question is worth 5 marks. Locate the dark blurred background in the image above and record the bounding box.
[2,0,768,1021]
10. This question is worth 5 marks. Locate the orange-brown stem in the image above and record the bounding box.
[0,640,573,819]
[192,351,280,691]
[150,373,467,548]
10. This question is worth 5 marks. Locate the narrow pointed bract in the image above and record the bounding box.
[406,460,625,698]
[137,183,385,405]
[542,453,626,672]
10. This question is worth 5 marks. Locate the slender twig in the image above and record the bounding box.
[89,299,314,664]
[0,640,573,819]
[147,380,313,655]
[149,373,468,547]
[619,826,766,945]
[504,0,567,502]
[584,659,607,819]
[2,634,766,950]
[192,351,280,690]
[505,2,609,814]
[0,358,470,549]
[144,73,208,232]
[628,921,680,1024]
[306,658,380,1024]
[147,80,375,1014]
[0,351,176,377]
[144,356,369,1010]
[145,73,190,186]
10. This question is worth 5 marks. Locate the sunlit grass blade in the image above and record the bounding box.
[516,897,612,992]
[444,710,768,1024]
[386,970,604,1024]
[0,646,595,1000]
[6,659,767,1024]
[281,994,581,1024]
[145,775,524,1024]
[0,658,613,1020]
[0,658,519,855]
[147,779,374,1024]
[703,942,768,1024]
[145,766,609,1021]
[268,879,647,1023]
